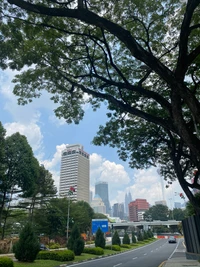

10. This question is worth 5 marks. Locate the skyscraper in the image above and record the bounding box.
[125,192,132,215]
[59,144,90,203]
[95,181,110,214]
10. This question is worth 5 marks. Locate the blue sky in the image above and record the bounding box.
[0,68,185,209]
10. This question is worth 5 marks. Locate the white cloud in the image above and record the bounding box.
[110,167,185,208]
[4,121,43,152]
[90,153,130,186]
[41,144,67,169]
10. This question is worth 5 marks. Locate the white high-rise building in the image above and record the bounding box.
[59,144,90,203]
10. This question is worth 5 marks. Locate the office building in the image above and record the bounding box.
[90,194,106,214]
[129,198,149,221]
[59,144,90,203]
[95,181,111,214]
[125,192,132,215]
[112,203,125,220]
[155,200,167,206]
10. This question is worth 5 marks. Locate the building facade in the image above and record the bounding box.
[95,181,111,214]
[59,144,90,203]
[112,203,125,220]
[129,198,149,221]
[90,194,106,214]
[125,192,132,216]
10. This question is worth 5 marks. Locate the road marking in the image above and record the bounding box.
[151,250,154,252]
[144,253,147,255]
[113,263,122,267]
[133,257,138,260]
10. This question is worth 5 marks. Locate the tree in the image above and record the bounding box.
[185,192,200,217]
[144,204,169,221]
[0,129,40,239]
[112,230,121,246]
[143,230,148,240]
[2,0,200,213]
[67,223,84,255]
[137,231,144,242]
[13,223,40,262]
[122,231,130,244]
[95,227,105,249]
[34,197,68,239]
[19,165,57,222]
[70,201,94,233]
[172,208,186,221]
[132,231,137,243]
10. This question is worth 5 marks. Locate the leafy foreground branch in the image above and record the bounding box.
[1,0,200,212]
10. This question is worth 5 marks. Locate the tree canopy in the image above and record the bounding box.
[144,204,169,221]
[1,0,200,212]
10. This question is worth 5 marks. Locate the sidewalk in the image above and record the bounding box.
[162,257,200,267]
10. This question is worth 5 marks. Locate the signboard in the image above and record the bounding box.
[92,219,108,234]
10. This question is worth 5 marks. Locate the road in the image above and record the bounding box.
[71,238,185,267]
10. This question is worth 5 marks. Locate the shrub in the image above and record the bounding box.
[37,250,75,261]
[112,230,121,246]
[137,231,144,241]
[83,247,104,255]
[49,242,60,249]
[122,231,130,244]
[95,228,105,249]
[105,245,121,251]
[67,224,84,255]
[0,257,14,267]
[74,238,85,256]
[143,231,148,240]
[13,223,40,262]
[120,244,131,249]
[132,232,137,243]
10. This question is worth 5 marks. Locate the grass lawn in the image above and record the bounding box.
[14,239,156,267]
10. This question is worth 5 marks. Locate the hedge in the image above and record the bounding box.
[37,250,75,261]
[0,257,14,267]
[105,245,121,251]
[83,247,104,255]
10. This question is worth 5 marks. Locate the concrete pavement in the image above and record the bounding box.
[161,257,200,267]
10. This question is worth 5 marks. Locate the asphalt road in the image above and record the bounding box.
[70,239,184,267]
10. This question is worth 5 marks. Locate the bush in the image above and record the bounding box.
[37,250,75,261]
[120,244,131,249]
[132,232,137,243]
[13,223,40,262]
[73,238,85,256]
[143,231,148,240]
[0,257,14,267]
[105,245,121,251]
[95,228,105,249]
[122,231,130,244]
[137,231,144,241]
[67,224,84,255]
[49,242,60,249]
[83,247,104,255]
[112,231,121,246]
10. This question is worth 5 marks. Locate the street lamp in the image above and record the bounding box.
[62,186,76,242]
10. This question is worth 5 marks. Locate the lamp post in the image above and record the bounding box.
[66,186,76,242]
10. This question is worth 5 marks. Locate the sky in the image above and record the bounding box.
[0,68,186,210]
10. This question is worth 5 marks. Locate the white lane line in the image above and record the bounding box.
[168,238,180,259]
[113,263,122,267]
[133,257,138,260]
[151,250,154,252]
[144,253,147,256]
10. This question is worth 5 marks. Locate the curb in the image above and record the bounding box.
[158,261,166,267]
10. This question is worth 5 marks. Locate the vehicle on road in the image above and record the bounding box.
[168,236,176,243]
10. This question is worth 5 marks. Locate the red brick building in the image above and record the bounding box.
[129,199,149,221]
